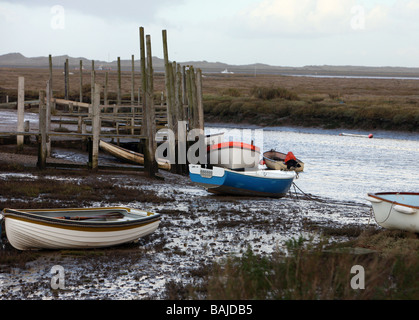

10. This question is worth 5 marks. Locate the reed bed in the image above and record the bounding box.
[1,68,418,131]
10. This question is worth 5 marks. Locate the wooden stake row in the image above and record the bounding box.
[14,27,205,177]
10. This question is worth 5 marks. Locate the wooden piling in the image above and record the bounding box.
[196,68,204,130]
[162,30,175,132]
[37,90,47,169]
[79,60,83,102]
[65,59,69,100]
[131,54,135,108]
[49,54,53,95]
[46,79,52,156]
[140,27,158,177]
[117,57,122,106]
[17,77,25,149]
[91,60,95,103]
[175,63,184,122]
[162,30,178,172]
[90,83,101,171]
[104,71,109,107]
[139,27,147,137]
[185,67,194,129]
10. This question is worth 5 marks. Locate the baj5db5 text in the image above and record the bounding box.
[166,304,253,317]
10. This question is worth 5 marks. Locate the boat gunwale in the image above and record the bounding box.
[367,192,419,210]
[2,207,161,231]
[262,150,304,164]
[207,141,261,153]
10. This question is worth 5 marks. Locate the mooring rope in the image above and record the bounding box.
[290,182,323,202]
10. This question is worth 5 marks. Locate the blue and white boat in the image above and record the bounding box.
[189,164,296,198]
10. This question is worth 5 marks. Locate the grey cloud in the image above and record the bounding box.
[4,0,186,22]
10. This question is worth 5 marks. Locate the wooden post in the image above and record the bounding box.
[196,68,204,130]
[185,67,194,129]
[17,77,25,149]
[90,83,101,171]
[174,63,183,122]
[46,79,52,156]
[117,56,121,106]
[49,54,53,96]
[37,91,47,169]
[146,33,158,177]
[64,59,68,100]
[162,30,174,131]
[91,60,95,103]
[162,30,178,173]
[190,67,199,130]
[131,54,135,108]
[104,71,109,109]
[24,120,30,144]
[140,27,147,137]
[140,27,157,177]
[79,60,83,103]
[175,64,185,122]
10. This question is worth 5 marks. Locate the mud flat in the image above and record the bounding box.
[0,145,373,300]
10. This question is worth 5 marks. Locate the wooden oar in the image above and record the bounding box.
[55,212,125,221]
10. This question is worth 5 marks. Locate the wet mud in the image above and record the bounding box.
[0,163,372,300]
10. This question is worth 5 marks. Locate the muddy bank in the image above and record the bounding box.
[0,148,373,299]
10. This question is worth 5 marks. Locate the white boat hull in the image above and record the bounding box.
[2,207,161,250]
[207,142,260,169]
[367,192,419,233]
[5,218,160,250]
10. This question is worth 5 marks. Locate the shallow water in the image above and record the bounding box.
[206,125,419,204]
[1,118,417,300]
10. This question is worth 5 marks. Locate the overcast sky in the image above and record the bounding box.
[0,0,418,67]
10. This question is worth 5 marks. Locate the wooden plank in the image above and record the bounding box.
[54,98,90,109]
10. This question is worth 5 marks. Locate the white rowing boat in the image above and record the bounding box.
[366,192,419,233]
[1,207,161,250]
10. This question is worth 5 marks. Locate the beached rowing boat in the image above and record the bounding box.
[366,192,419,233]
[99,140,170,170]
[263,150,304,172]
[189,164,296,198]
[1,207,161,250]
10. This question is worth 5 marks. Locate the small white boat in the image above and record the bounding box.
[99,140,170,170]
[366,192,419,232]
[263,150,304,172]
[207,141,260,170]
[1,207,161,250]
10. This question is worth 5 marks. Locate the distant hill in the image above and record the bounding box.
[1,52,419,77]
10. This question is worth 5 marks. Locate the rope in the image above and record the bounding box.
[291,182,323,202]
[380,201,395,225]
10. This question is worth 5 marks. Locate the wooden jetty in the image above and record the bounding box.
[0,27,205,177]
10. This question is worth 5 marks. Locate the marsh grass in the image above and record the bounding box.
[0,176,172,209]
[204,88,419,130]
[180,231,419,300]
[1,68,418,131]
